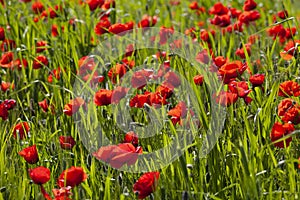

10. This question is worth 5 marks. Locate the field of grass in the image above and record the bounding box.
[0,0,300,199]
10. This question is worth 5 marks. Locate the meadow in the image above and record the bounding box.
[0,0,300,199]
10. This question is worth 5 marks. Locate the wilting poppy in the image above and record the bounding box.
[38,99,52,113]
[133,172,160,199]
[59,136,76,150]
[94,89,112,106]
[93,143,142,169]
[278,98,300,125]
[278,80,300,97]
[63,97,85,116]
[57,166,87,188]
[13,122,30,140]
[29,166,51,185]
[270,122,294,148]
[19,145,39,164]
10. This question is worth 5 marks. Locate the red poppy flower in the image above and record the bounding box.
[1,81,14,92]
[164,71,181,88]
[52,187,72,200]
[93,143,142,169]
[133,172,160,199]
[129,91,168,108]
[196,49,210,64]
[19,145,39,164]
[228,81,251,98]
[32,1,44,14]
[209,2,228,15]
[0,99,16,120]
[36,41,47,53]
[238,10,260,24]
[131,69,154,89]
[218,60,247,81]
[12,58,28,70]
[211,14,231,27]
[13,122,30,140]
[29,166,51,185]
[243,0,257,11]
[86,0,104,11]
[235,43,251,59]
[57,166,87,188]
[193,75,204,86]
[63,97,85,116]
[48,67,61,83]
[40,101,50,113]
[123,131,139,147]
[0,51,13,68]
[138,15,157,28]
[94,89,112,106]
[278,80,300,97]
[1,39,16,52]
[214,91,238,107]
[51,25,59,37]
[108,23,128,36]
[229,8,242,18]
[168,101,188,125]
[225,22,244,33]
[94,17,111,35]
[156,82,174,99]
[210,56,227,72]
[102,0,116,10]
[278,98,300,125]
[108,63,127,84]
[41,5,61,18]
[59,136,76,150]
[159,26,174,45]
[33,55,48,69]
[270,122,294,148]
[249,74,265,87]
[277,10,288,19]
[280,40,300,60]
[0,27,5,41]
[111,86,129,104]
[0,103,8,120]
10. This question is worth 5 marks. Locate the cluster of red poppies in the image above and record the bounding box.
[269,81,300,149]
